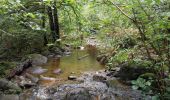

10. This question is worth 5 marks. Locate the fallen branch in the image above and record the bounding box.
[77,54,89,60]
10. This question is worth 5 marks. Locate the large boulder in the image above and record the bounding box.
[114,61,152,81]
[23,54,47,65]
[64,88,93,100]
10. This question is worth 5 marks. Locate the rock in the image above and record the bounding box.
[114,61,152,80]
[64,88,93,100]
[20,82,36,88]
[53,68,62,74]
[0,95,19,100]
[23,54,47,65]
[64,51,71,55]
[80,46,85,50]
[17,76,36,88]
[106,67,120,76]
[93,75,107,82]
[96,55,108,65]
[89,37,96,39]
[54,55,62,58]
[110,67,120,72]
[25,73,39,83]
[49,46,63,55]
[30,66,48,74]
[0,79,22,94]
[74,46,85,50]
[6,60,32,80]
[68,76,77,80]
[71,72,75,74]
[40,75,56,81]
[105,79,121,88]
[64,43,71,47]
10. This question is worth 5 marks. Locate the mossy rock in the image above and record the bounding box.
[0,79,22,94]
[22,54,47,65]
[114,60,153,80]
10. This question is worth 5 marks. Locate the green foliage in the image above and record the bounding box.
[113,49,129,63]
[0,0,170,99]
[132,78,152,92]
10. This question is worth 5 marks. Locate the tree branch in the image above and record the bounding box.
[106,0,134,21]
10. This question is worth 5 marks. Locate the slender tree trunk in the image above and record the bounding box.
[53,2,60,39]
[41,1,48,46]
[47,2,60,43]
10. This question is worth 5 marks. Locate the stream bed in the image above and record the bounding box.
[18,46,144,100]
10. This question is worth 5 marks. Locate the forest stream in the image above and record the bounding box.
[0,1,169,99]
[15,45,143,100]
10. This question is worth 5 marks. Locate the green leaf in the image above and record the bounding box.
[146,81,151,86]
[152,95,159,100]
[132,85,139,90]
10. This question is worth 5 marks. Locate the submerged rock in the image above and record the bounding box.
[40,75,56,81]
[30,66,48,74]
[53,68,62,74]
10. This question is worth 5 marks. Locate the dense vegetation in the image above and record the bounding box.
[0,0,170,99]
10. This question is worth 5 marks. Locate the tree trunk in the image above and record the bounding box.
[53,3,60,40]
[42,1,48,46]
[47,2,60,43]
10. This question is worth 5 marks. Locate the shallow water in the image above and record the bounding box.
[22,45,143,100]
[29,46,104,85]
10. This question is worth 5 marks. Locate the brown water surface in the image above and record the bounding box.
[31,46,104,86]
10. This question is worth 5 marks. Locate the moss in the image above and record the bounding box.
[0,61,17,78]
